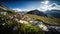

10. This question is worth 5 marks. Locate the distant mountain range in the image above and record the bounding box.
[27,9,60,18]
[45,10,60,18]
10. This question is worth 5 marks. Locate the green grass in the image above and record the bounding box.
[26,14,60,26]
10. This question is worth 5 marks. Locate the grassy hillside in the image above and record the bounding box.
[0,8,45,34]
[26,14,60,26]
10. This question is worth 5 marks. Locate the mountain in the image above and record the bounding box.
[27,9,47,17]
[0,3,8,10]
[45,10,60,18]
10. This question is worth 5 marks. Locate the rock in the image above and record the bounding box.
[48,26,60,32]
[13,26,18,31]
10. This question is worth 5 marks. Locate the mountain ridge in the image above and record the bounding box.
[45,10,60,18]
[27,9,48,17]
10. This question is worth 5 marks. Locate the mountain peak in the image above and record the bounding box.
[50,3,58,7]
[27,9,47,17]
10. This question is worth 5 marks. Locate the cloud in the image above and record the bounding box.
[12,3,60,12]
[13,8,22,11]
[39,3,60,11]
[13,8,36,12]
[49,3,60,10]
[13,8,30,12]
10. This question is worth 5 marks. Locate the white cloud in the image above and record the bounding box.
[49,3,60,10]
[13,8,36,12]
[39,3,60,11]
[12,3,60,12]
[13,8,22,11]
[13,8,30,11]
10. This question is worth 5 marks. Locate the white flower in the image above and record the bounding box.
[38,24,48,31]
[18,20,28,24]
[4,12,7,15]
[2,23,5,26]
[30,20,33,23]
[15,18,18,21]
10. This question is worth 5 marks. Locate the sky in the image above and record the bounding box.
[0,0,60,11]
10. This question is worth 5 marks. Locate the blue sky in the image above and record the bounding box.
[1,1,41,9]
[0,0,60,11]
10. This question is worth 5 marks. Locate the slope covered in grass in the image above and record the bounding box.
[26,14,60,26]
[0,8,44,34]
